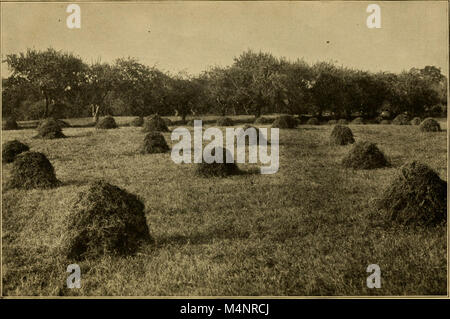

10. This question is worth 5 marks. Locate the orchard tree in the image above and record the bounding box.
[3,48,86,118]
[113,57,169,117]
[231,50,284,118]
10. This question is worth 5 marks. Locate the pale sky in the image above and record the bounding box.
[1,1,448,77]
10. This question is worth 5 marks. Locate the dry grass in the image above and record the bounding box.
[1,117,447,296]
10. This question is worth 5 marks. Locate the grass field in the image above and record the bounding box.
[1,117,447,296]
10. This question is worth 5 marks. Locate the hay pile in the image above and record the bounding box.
[328,120,337,125]
[35,118,66,139]
[62,181,151,260]
[352,117,364,124]
[272,115,297,129]
[195,147,240,177]
[2,140,30,163]
[378,161,447,226]
[3,118,19,130]
[131,116,144,127]
[337,119,348,125]
[96,116,118,129]
[306,117,319,125]
[330,125,355,145]
[216,117,234,126]
[410,117,421,125]
[7,152,59,189]
[143,114,169,132]
[238,124,268,145]
[342,141,389,169]
[419,118,441,132]
[392,114,410,125]
[141,132,170,154]
[254,116,273,125]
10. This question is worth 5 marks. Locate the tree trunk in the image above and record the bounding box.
[92,105,100,123]
[44,97,49,118]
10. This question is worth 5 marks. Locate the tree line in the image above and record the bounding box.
[2,48,447,122]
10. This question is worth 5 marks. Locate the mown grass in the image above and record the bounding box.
[1,118,447,296]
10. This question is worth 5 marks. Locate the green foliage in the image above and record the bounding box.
[96,116,118,129]
[330,125,354,145]
[4,48,85,118]
[7,151,59,189]
[419,118,441,132]
[3,47,447,124]
[62,181,152,260]
[141,132,170,154]
[2,140,30,163]
[342,141,389,169]
[378,161,446,226]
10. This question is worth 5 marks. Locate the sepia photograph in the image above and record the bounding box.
[0,1,448,298]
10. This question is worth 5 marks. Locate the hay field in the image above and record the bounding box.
[1,118,447,296]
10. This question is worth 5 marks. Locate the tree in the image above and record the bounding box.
[3,48,86,118]
[79,62,118,123]
[165,75,203,122]
[278,59,314,116]
[231,50,284,118]
[113,57,169,117]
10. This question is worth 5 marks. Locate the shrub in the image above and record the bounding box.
[3,118,19,130]
[142,114,169,132]
[392,114,410,125]
[62,181,152,260]
[352,117,364,124]
[2,140,30,163]
[7,152,59,189]
[378,161,447,226]
[328,120,337,125]
[380,120,391,124]
[195,147,240,177]
[337,119,348,125]
[306,117,319,125]
[342,141,389,169]
[216,117,234,126]
[131,116,144,127]
[272,115,297,129]
[410,117,421,125]
[330,125,355,145]
[35,117,66,139]
[238,125,269,145]
[419,118,441,132]
[96,116,118,129]
[141,132,170,154]
[254,116,273,125]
